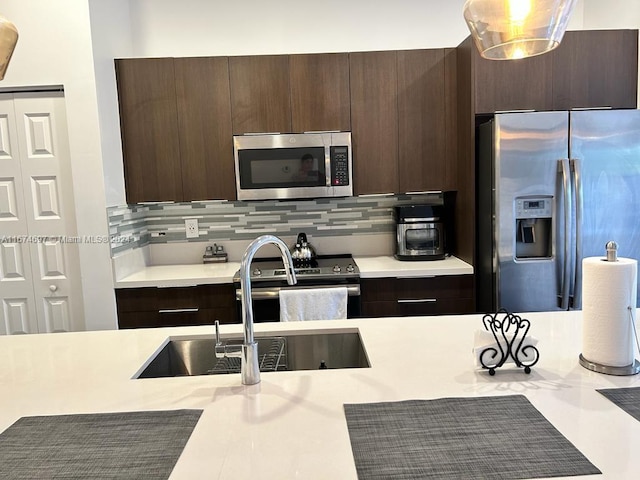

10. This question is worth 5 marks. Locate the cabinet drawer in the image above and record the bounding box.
[397,298,475,316]
[117,307,237,329]
[360,275,475,317]
[361,275,473,302]
[396,275,473,300]
[116,284,236,313]
[115,284,238,328]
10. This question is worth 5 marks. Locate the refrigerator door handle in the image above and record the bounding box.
[559,159,573,310]
[571,158,583,309]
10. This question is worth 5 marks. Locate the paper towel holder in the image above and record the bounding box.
[579,240,640,376]
[605,240,618,262]
[578,354,640,376]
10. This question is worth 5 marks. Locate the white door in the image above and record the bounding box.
[0,92,83,334]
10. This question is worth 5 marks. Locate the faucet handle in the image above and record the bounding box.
[213,320,242,359]
[214,320,225,358]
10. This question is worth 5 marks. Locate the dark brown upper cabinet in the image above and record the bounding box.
[349,51,399,195]
[116,57,236,203]
[468,29,638,114]
[551,29,638,110]
[174,57,236,201]
[289,53,351,133]
[229,55,291,135]
[229,53,350,135]
[116,58,183,203]
[350,49,457,195]
[398,48,457,192]
[473,48,553,114]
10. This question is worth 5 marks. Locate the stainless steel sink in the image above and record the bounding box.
[135,329,370,378]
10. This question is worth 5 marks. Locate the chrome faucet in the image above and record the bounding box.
[215,235,296,385]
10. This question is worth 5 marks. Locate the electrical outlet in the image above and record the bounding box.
[185,218,199,239]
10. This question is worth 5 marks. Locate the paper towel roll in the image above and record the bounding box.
[582,256,637,367]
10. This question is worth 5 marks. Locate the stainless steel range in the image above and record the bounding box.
[233,255,361,322]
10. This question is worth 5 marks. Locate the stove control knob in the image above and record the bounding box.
[252,267,262,276]
[346,263,355,273]
[332,265,341,273]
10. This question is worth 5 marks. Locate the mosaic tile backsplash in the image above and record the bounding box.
[107,193,444,256]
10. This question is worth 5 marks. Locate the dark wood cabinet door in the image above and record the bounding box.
[552,30,638,110]
[398,49,454,192]
[289,53,351,133]
[350,51,399,195]
[115,58,183,203]
[115,284,238,329]
[361,276,474,317]
[473,48,553,114]
[174,57,236,201]
[229,55,291,134]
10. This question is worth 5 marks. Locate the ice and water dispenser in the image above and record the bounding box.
[514,196,552,259]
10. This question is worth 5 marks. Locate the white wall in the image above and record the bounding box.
[581,0,640,28]
[88,0,132,208]
[127,0,472,57]
[0,0,118,331]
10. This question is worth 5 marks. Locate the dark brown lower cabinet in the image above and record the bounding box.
[361,275,474,317]
[115,284,238,329]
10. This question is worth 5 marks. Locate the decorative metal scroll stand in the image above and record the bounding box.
[479,309,540,375]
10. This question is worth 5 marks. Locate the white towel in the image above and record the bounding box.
[279,287,348,322]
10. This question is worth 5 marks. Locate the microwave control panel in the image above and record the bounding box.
[330,146,350,186]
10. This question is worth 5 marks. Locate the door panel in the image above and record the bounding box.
[494,112,569,312]
[37,240,66,278]
[0,178,19,220]
[570,110,640,307]
[0,92,82,334]
[0,97,38,334]
[0,98,27,236]
[0,243,37,334]
[43,296,71,332]
[1,297,37,334]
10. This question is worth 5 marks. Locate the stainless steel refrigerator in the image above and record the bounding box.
[477,110,640,313]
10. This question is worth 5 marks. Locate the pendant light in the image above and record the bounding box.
[0,15,18,80]
[463,0,576,60]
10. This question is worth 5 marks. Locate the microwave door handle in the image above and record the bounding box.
[325,145,331,187]
[571,159,583,309]
[559,159,572,310]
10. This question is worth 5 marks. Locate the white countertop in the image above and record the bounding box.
[1,311,639,479]
[353,254,473,278]
[115,262,241,288]
[114,256,473,288]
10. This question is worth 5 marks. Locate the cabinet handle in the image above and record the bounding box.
[397,298,437,304]
[156,285,197,289]
[397,275,436,279]
[158,308,199,314]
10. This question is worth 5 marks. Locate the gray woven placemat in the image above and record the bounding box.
[597,386,640,421]
[344,394,600,480]
[0,409,203,480]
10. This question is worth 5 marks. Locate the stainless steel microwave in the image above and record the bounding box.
[233,132,353,201]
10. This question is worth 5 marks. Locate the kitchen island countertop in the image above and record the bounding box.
[1,311,638,479]
[114,255,473,288]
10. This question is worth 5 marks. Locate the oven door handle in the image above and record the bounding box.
[236,285,361,301]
